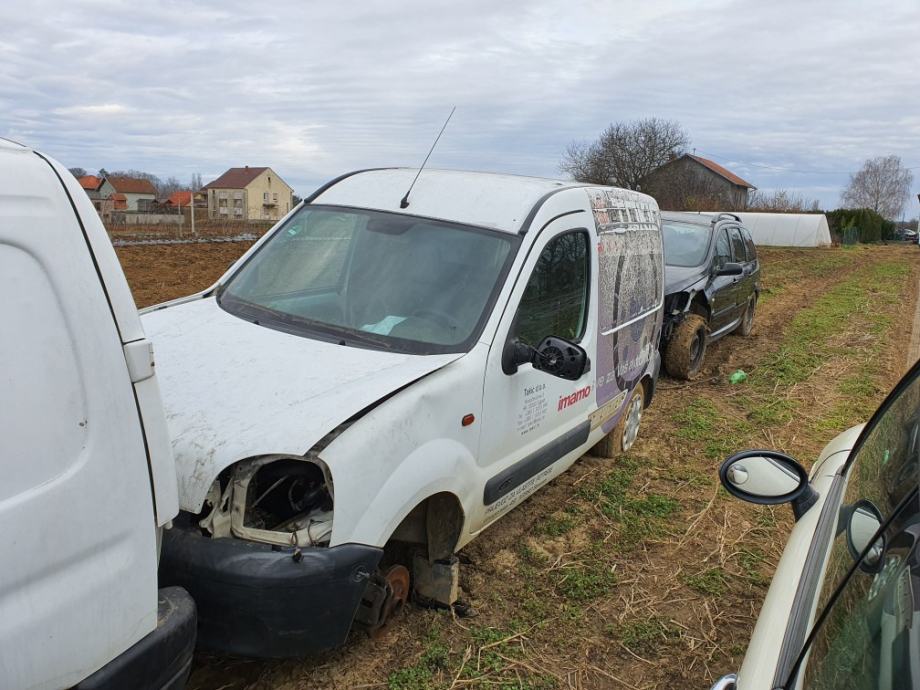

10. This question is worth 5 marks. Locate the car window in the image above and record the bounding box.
[789,366,920,687]
[741,227,757,263]
[662,221,711,267]
[513,230,589,347]
[713,229,732,269]
[728,227,747,263]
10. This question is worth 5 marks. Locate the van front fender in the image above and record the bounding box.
[330,438,479,549]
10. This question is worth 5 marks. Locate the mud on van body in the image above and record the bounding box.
[146,169,663,657]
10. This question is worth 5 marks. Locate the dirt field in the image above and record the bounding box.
[118,243,920,690]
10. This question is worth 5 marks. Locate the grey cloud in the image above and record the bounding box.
[2,0,918,211]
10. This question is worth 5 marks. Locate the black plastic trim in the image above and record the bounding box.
[770,473,844,688]
[158,521,383,658]
[484,421,591,505]
[517,187,587,235]
[75,587,196,690]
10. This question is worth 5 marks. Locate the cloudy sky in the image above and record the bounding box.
[3,0,918,213]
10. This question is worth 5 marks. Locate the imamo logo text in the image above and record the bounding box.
[558,386,592,411]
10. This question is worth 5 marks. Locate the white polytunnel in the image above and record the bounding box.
[694,212,832,247]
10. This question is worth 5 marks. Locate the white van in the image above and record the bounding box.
[0,140,196,689]
[145,168,663,657]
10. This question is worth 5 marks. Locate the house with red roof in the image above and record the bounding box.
[641,153,756,210]
[201,166,293,221]
[77,175,105,211]
[97,176,158,212]
[164,190,205,208]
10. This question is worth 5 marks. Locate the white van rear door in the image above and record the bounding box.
[39,153,178,526]
[0,141,160,689]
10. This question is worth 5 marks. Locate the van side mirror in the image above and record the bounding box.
[719,450,819,520]
[844,500,885,573]
[501,336,589,381]
[715,262,743,277]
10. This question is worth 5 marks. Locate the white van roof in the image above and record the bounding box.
[310,168,582,233]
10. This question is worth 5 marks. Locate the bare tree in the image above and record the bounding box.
[560,118,690,189]
[190,173,203,191]
[841,155,913,219]
[746,189,821,213]
[68,167,87,178]
[157,176,184,198]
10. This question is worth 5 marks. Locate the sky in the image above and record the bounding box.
[2,0,919,214]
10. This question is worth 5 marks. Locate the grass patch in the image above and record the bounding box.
[684,567,728,596]
[617,617,680,656]
[738,548,769,586]
[556,561,618,601]
[387,635,450,690]
[540,513,576,537]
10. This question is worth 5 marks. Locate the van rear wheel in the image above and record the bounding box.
[590,385,645,458]
[663,314,708,380]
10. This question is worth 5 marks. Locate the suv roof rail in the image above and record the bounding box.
[712,212,741,223]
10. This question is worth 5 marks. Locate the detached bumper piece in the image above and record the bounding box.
[159,520,383,658]
[76,587,196,690]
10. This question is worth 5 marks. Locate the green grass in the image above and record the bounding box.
[387,635,451,690]
[738,548,769,586]
[556,561,618,601]
[617,617,680,656]
[684,567,728,596]
[540,513,576,537]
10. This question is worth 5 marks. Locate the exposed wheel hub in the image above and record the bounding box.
[356,564,411,638]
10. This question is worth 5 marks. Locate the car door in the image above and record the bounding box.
[740,226,761,298]
[708,225,738,333]
[473,221,597,533]
[763,362,920,689]
[726,225,750,323]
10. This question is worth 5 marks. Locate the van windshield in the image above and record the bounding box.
[218,205,518,354]
[662,221,712,267]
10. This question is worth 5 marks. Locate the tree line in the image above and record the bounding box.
[561,118,915,220]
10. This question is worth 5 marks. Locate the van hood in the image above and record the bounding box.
[142,297,462,512]
[665,263,707,295]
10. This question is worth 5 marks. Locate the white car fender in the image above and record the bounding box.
[342,437,479,549]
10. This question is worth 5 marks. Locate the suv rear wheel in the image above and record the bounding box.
[664,314,708,379]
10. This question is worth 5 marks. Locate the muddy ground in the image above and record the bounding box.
[118,243,920,690]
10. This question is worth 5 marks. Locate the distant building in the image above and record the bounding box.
[202,166,294,221]
[164,190,206,208]
[98,176,158,212]
[78,175,105,212]
[641,154,756,210]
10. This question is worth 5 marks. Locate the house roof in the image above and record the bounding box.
[686,154,755,189]
[107,176,158,195]
[166,190,193,206]
[202,166,270,190]
[78,175,102,191]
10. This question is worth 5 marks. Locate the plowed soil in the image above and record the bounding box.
[117,243,920,690]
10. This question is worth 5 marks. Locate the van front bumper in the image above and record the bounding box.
[158,519,383,658]
[76,586,196,690]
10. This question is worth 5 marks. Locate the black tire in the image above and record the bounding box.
[737,295,756,336]
[663,314,708,380]
[590,385,646,458]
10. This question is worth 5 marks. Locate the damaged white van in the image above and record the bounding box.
[147,169,663,657]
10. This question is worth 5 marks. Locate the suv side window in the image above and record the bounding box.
[513,230,589,347]
[741,227,757,263]
[713,229,732,270]
[728,227,747,263]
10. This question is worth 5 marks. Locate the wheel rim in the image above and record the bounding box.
[744,298,755,330]
[622,394,643,451]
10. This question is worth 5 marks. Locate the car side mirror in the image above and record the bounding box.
[719,450,819,520]
[715,262,743,277]
[844,499,885,573]
[501,336,589,380]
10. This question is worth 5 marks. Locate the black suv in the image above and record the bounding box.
[659,212,761,379]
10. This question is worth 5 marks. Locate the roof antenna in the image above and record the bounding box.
[400,106,456,209]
